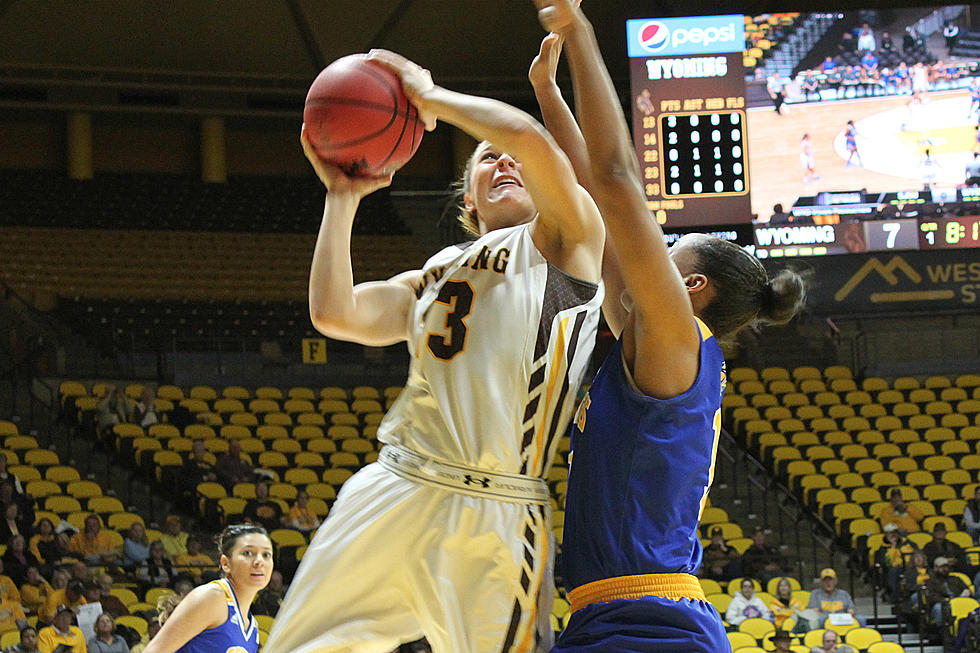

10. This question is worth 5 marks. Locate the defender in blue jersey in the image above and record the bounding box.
[529,2,807,650]
[144,525,271,653]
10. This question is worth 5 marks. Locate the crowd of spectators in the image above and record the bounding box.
[769,20,975,106]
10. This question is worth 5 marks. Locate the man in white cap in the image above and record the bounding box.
[806,568,865,626]
[925,556,972,626]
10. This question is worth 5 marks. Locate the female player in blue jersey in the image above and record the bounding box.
[529,2,807,651]
[143,525,272,653]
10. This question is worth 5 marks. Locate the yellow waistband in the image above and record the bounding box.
[568,573,706,614]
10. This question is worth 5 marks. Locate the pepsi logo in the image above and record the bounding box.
[638,21,669,52]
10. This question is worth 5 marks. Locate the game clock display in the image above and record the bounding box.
[919,216,980,250]
[658,111,748,198]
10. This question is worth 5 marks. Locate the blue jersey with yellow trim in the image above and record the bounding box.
[177,578,259,653]
[562,318,726,591]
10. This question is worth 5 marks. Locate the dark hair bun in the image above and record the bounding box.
[759,268,807,325]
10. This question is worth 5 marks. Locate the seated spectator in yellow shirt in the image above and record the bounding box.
[285,490,321,534]
[19,566,54,617]
[40,581,86,626]
[879,488,923,533]
[0,558,21,605]
[174,536,215,581]
[68,515,118,566]
[37,604,87,653]
[159,515,188,560]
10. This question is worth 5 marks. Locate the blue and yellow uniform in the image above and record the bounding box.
[178,578,259,653]
[554,318,729,652]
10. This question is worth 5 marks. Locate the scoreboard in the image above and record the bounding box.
[628,15,751,227]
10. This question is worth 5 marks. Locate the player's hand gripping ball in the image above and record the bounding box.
[304,54,426,178]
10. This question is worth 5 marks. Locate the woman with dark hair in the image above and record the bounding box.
[136,541,176,590]
[2,534,40,586]
[143,525,271,653]
[28,519,54,566]
[528,2,806,650]
[2,625,37,653]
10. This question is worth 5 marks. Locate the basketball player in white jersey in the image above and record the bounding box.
[264,51,604,653]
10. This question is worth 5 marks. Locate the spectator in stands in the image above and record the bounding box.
[964,486,980,543]
[19,567,53,617]
[767,72,786,115]
[244,481,283,532]
[128,620,160,653]
[809,629,855,653]
[904,549,931,608]
[821,56,837,74]
[253,570,287,617]
[285,489,321,534]
[97,385,131,434]
[879,488,923,533]
[769,203,792,225]
[769,629,793,653]
[159,515,188,560]
[122,522,150,571]
[37,604,86,652]
[875,523,915,603]
[926,556,971,626]
[725,578,771,626]
[47,531,78,569]
[29,518,54,567]
[0,576,28,635]
[174,535,213,581]
[944,21,960,51]
[87,612,129,653]
[132,388,159,428]
[861,50,878,73]
[40,580,85,625]
[0,455,23,496]
[857,24,876,52]
[94,575,129,618]
[801,71,820,100]
[700,526,741,581]
[841,66,860,91]
[805,568,864,628]
[895,61,912,92]
[173,576,194,598]
[181,439,217,507]
[839,31,856,54]
[3,626,37,653]
[0,498,31,546]
[136,541,176,590]
[880,31,894,52]
[824,65,843,93]
[742,527,786,582]
[3,534,40,586]
[903,27,917,54]
[0,559,20,608]
[771,577,803,631]
[923,522,965,572]
[69,514,119,566]
[215,439,254,491]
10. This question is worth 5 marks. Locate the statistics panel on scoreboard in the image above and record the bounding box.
[659,111,747,198]
[627,14,752,227]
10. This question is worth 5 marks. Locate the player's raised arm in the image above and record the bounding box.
[368,49,603,283]
[535,0,700,397]
[302,127,421,347]
[529,32,629,336]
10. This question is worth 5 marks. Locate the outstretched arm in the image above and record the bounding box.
[369,49,603,284]
[535,0,700,398]
[529,32,628,335]
[302,127,421,347]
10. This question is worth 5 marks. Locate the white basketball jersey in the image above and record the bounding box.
[377,223,603,478]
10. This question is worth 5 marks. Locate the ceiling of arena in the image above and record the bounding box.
[0,0,938,91]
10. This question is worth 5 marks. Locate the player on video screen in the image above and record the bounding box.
[845,120,862,168]
[801,134,819,184]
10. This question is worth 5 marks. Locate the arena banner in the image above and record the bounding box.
[761,250,980,315]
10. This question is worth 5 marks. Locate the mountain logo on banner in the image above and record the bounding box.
[834,255,954,303]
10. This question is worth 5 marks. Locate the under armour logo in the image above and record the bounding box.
[464,475,491,488]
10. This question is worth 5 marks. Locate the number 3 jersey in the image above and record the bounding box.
[377,222,603,478]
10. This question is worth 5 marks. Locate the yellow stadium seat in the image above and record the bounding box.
[306,438,338,455]
[322,468,354,486]
[269,483,297,500]
[264,412,293,427]
[296,412,326,426]
[66,480,102,499]
[88,496,125,515]
[284,399,316,414]
[107,512,144,531]
[739,617,774,640]
[45,466,81,484]
[699,578,723,595]
[284,468,320,485]
[214,398,246,414]
[852,458,883,476]
[271,439,302,455]
[867,642,904,653]
[352,386,381,400]
[217,497,247,523]
[727,631,758,650]
[829,378,857,393]
[26,479,61,498]
[256,425,289,442]
[185,424,216,440]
